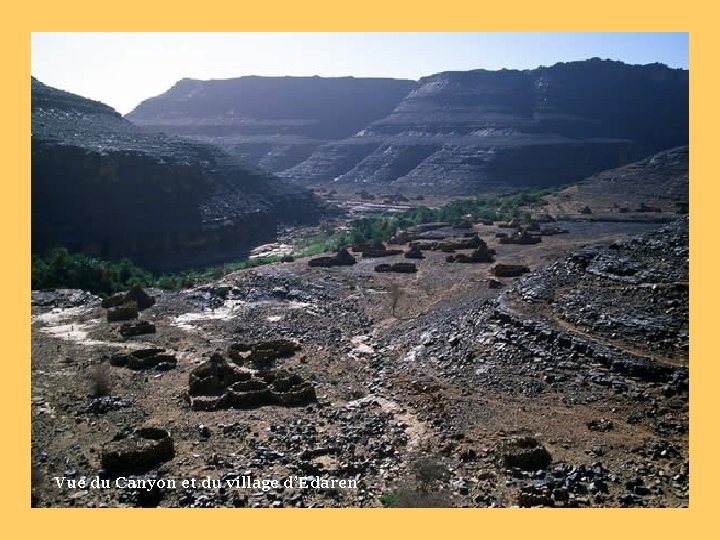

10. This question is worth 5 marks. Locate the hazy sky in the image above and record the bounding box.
[31,32,689,115]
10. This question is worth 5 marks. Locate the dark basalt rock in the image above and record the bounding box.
[82,396,132,414]
[101,427,175,476]
[31,78,323,272]
[110,348,177,370]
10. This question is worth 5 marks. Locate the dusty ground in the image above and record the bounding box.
[30,212,688,508]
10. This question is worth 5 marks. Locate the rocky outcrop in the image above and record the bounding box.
[126,76,416,172]
[280,59,687,194]
[32,78,324,271]
[542,145,688,218]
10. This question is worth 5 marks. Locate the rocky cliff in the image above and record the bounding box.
[279,59,688,194]
[126,76,416,172]
[32,78,323,271]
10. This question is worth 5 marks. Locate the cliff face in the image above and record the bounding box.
[32,78,322,271]
[126,76,417,172]
[278,59,688,194]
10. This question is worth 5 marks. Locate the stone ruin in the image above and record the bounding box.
[110,348,177,370]
[101,427,174,476]
[187,354,316,411]
[351,242,403,258]
[308,248,356,268]
[498,230,542,245]
[435,234,483,252]
[103,286,155,322]
[499,436,552,471]
[227,339,300,369]
[445,239,496,263]
[375,262,417,274]
[119,320,156,337]
[107,301,138,322]
[492,264,531,277]
[404,245,424,259]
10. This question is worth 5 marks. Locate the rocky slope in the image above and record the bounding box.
[280,59,687,194]
[32,78,324,271]
[126,76,416,172]
[542,145,689,218]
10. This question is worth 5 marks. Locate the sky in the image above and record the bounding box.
[31,32,689,115]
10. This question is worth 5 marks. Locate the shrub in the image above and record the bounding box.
[88,362,113,397]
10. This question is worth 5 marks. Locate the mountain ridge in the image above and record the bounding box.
[32,78,323,271]
[125,59,687,194]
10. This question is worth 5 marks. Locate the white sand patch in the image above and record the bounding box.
[172,298,313,331]
[33,313,151,349]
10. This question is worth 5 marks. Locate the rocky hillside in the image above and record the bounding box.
[126,76,416,172]
[541,145,688,218]
[280,59,687,194]
[32,78,323,271]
